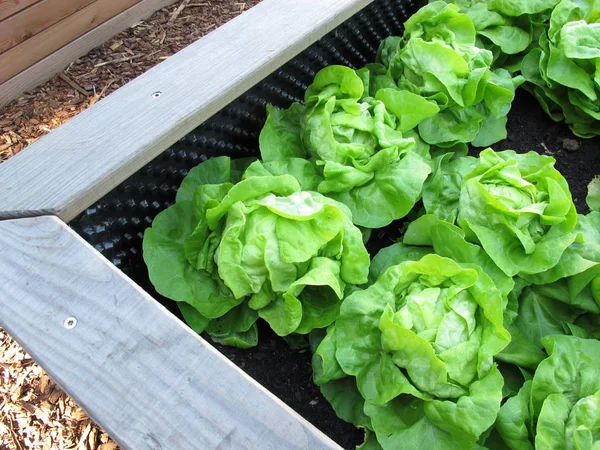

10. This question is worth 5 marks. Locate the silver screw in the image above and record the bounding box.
[152,91,162,98]
[63,317,77,329]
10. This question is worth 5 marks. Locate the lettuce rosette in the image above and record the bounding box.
[424,148,578,276]
[495,210,600,364]
[521,0,600,137]
[378,1,522,147]
[496,335,600,449]
[259,65,432,228]
[312,252,510,450]
[143,156,369,347]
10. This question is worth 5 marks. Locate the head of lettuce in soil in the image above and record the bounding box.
[259,2,524,229]
[422,147,578,277]
[436,0,600,138]
[519,0,600,138]
[259,64,432,229]
[311,251,510,450]
[143,156,369,348]
[492,205,600,372]
[496,335,600,450]
[378,1,523,148]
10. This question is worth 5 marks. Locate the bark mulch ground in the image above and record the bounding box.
[0,1,260,448]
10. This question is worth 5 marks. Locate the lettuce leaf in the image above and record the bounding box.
[143,157,370,345]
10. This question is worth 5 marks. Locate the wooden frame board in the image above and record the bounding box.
[0,0,372,222]
[0,216,341,450]
[0,0,97,54]
[0,0,373,447]
[0,0,178,108]
[0,0,141,84]
[0,0,40,22]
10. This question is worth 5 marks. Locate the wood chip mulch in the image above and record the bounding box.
[0,1,261,448]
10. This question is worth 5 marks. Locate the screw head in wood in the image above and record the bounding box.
[64,317,78,329]
[152,91,162,98]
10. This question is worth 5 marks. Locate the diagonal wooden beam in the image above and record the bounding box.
[0,215,341,450]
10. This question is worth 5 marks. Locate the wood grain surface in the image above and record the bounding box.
[0,0,39,22]
[0,0,97,54]
[0,0,178,107]
[0,0,372,222]
[0,0,140,83]
[0,216,342,450]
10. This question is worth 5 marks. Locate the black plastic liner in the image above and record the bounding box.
[68,0,600,448]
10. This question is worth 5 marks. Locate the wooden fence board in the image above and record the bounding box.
[0,215,341,450]
[0,0,39,22]
[0,0,372,222]
[0,0,97,54]
[0,0,178,107]
[0,0,140,84]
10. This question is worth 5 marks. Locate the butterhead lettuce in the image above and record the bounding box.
[379,1,522,148]
[259,65,432,229]
[143,156,370,345]
[521,0,600,137]
[496,335,600,449]
[424,148,578,276]
[313,253,510,449]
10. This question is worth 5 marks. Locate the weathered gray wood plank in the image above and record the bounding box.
[0,0,372,222]
[0,216,342,450]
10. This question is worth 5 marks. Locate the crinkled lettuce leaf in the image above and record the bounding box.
[521,0,600,137]
[313,253,509,449]
[497,336,600,449]
[381,2,521,147]
[588,176,600,212]
[424,148,578,277]
[260,65,432,228]
[143,157,370,346]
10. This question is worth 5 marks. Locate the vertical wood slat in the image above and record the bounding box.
[0,0,98,54]
[0,0,373,222]
[0,216,342,450]
[0,0,141,84]
[0,0,39,22]
[0,0,178,108]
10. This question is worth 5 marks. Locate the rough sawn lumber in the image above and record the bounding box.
[0,215,341,450]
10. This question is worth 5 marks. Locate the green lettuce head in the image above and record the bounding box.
[424,148,578,277]
[500,211,600,357]
[259,65,432,228]
[521,0,600,137]
[143,157,370,346]
[313,253,510,449]
[379,1,522,147]
[497,335,600,449]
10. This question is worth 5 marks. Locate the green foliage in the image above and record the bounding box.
[423,148,578,276]
[143,156,370,344]
[520,0,600,137]
[496,336,600,449]
[382,1,522,147]
[313,253,510,449]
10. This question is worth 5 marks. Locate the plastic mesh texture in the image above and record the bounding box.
[69,0,418,277]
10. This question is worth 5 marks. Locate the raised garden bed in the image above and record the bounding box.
[1,0,599,448]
